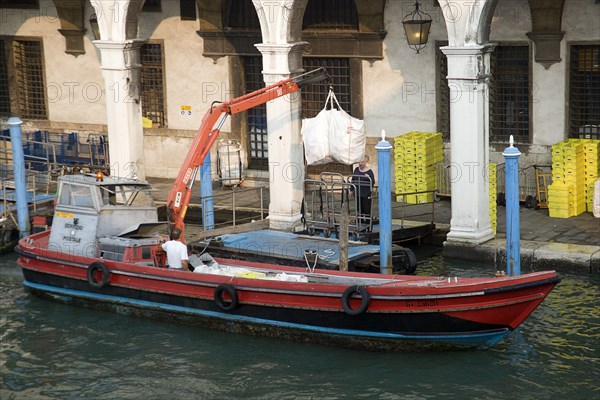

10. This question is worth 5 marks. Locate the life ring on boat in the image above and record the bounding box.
[87,262,111,289]
[341,285,370,316]
[214,284,239,311]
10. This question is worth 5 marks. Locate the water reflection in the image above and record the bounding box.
[1,252,599,399]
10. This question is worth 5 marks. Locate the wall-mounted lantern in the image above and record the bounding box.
[402,2,432,54]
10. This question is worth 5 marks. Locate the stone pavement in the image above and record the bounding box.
[429,198,600,273]
[147,178,600,272]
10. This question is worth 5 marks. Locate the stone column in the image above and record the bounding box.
[441,45,495,244]
[94,40,146,180]
[255,42,308,231]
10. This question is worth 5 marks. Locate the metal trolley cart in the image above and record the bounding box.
[496,164,541,208]
[302,172,372,239]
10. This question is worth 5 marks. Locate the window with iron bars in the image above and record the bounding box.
[489,45,531,144]
[569,45,600,140]
[242,56,269,170]
[437,44,531,144]
[435,43,450,141]
[0,40,10,116]
[140,43,166,128]
[13,40,47,120]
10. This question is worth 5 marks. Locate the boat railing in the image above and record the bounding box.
[392,189,437,241]
[0,134,66,192]
[200,186,266,232]
[1,129,109,173]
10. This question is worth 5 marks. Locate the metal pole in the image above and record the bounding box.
[502,135,521,276]
[200,152,214,230]
[376,129,393,274]
[259,187,264,220]
[8,117,30,238]
[339,201,349,271]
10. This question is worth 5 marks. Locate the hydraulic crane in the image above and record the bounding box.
[166,68,328,239]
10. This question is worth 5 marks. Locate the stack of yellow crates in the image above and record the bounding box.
[489,163,497,236]
[548,138,600,218]
[394,132,443,204]
[582,140,600,212]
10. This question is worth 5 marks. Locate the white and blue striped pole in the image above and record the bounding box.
[200,152,214,231]
[502,135,521,276]
[8,117,30,237]
[376,129,393,274]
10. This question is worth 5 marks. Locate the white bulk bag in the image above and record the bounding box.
[301,108,332,165]
[327,91,365,165]
[301,89,365,166]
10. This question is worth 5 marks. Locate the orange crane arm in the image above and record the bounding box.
[166,68,328,238]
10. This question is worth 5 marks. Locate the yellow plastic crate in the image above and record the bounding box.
[397,164,418,173]
[548,207,573,219]
[416,174,436,183]
[563,153,584,164]
[396,194,417,204]
[552,160,566,169]
[415,164,436,174]
[583,142,600,152]
[416,193,435,203]
[574,203,586,215]
[552,173,565,182]
[561,144,584,155]
[548,182,574,192]
[403,147,417,156]
[394,133,416,144]
[564,166,585,175]
[416,183,436,192]
[416,153,443,166]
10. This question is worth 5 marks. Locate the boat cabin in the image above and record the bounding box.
[48,174,165,263]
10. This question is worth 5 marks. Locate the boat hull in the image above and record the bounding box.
[22,279,512,352]
[16,232,559,351]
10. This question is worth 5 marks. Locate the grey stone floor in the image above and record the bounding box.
[148,178,599,247]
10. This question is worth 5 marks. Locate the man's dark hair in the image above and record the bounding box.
[170,228,182,241]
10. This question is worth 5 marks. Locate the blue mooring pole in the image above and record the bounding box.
[502,135,521,276]
[376,129,393,274]
[200,152,214,231]
[8,117,30,238]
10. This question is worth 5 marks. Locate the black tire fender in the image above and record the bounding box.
[214,284,239,311]
[87,262,110,289]
[341,285,370,316]
[497,192,506,207]
[525,195,533,209]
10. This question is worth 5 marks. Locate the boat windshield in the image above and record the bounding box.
[99,185,155,207]
[58,183,95,208]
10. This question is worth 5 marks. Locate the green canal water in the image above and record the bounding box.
[1,251,598,400]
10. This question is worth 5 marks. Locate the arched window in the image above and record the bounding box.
[224,0,260,30]
[302,0,358,30]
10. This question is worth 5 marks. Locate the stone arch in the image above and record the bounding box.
[90,0,144,41]
[252,0,309,44]
[438,0,498,46]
